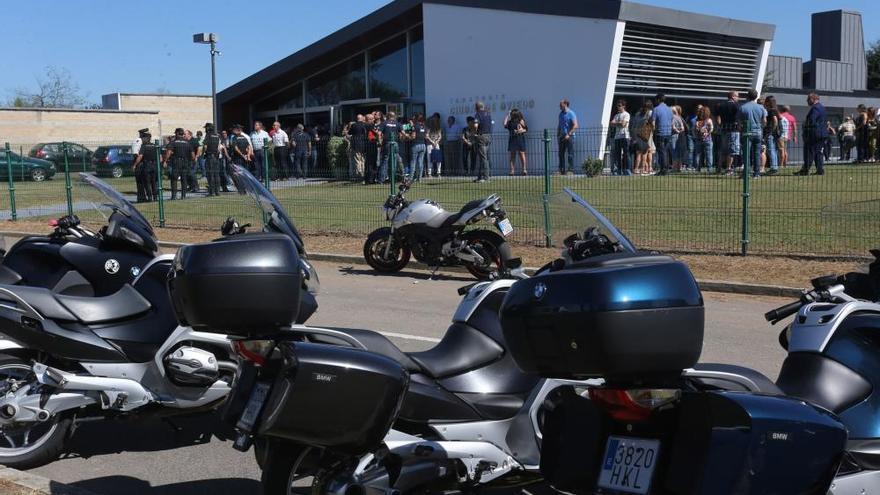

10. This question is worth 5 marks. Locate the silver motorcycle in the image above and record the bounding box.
[363,182,514,280]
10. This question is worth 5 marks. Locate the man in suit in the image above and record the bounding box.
[796,93,827,176]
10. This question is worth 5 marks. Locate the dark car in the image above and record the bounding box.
[29,142,93,171]
[0,149,57,181]
[92,145,135,178]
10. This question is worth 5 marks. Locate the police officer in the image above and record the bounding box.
[131,131,158,202]
[163,128,194,200]
[201,123,225,197]
[219,130,232,192]
[131,128,149,201]
[377,112,401,183]
[231,124,253,170]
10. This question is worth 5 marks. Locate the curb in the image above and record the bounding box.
[1,233,802,298]
[0,467,97,495]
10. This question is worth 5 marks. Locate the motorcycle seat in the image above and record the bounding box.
[439,200,488,228]
[54,285,151,324]
[689,363,783,395]
[407,322,504,379]
[0,284,151,324]
[307,327,424,373]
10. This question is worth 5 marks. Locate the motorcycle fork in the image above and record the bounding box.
[383,228,396,260]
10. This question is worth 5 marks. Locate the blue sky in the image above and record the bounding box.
[1,0,877,104]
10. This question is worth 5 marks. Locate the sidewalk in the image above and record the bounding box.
[0,467,97,495]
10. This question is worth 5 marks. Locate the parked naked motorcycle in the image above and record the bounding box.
[498,188,848,495]
[681,251,880,494]
[363,181,513,279]
[0,166,317,469]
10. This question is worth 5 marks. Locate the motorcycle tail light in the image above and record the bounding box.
[233,340,274,367]
[589,388,680,422]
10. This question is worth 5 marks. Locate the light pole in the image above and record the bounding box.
[193,33,220,126]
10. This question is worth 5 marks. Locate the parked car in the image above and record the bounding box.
[92,145,135,178]
[0,149,56,181]
[29,142,93,171]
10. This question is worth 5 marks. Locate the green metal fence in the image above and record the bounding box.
[1,130,878,257]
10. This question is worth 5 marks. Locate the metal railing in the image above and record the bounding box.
[1,126,878,257]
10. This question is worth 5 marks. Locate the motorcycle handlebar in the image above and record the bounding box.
[764,300,804,324]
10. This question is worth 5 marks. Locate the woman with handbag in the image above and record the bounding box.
[504,108,528,175]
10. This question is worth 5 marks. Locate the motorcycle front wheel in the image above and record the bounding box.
[461,229,512,280]
[0,354,72,469]
[363,227,411,273]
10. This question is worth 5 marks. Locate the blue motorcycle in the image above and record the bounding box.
[498,188,849,495]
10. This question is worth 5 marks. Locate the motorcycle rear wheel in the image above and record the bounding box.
[259,441,317,495]
[461,229,512,280]
[363,227,411,273]
[0,355,72,469]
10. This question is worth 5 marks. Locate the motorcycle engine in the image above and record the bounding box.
[164,346,220,387]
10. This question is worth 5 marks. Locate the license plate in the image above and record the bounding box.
[597,436,660,494]
[496,218,514,237]
[236,382,271,432]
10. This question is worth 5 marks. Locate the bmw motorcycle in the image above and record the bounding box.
[679,251,880,494]
[363,181,513,280]
[0,167,318,469]
[497,189,848,495]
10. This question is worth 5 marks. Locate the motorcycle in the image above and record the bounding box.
[0,166,318,469]
[363,181,514,280]
[680,250,880,494]
[497,188,848,495]
[0,173,158,295]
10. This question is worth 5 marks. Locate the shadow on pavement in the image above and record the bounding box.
[69,475,261,495]
[60,413,235,459]
[336,265,474,282]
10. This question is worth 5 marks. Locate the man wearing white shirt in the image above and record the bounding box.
[131,128,148,155]
[271,121,290,180]
[250,121,270,180]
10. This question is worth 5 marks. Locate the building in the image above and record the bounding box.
[766,10,880,121]
[218,0,775,133]
[0,93,211,147]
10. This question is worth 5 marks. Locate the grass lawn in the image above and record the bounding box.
[2,165,878,256]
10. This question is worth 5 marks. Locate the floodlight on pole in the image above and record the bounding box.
[193,33,220,126]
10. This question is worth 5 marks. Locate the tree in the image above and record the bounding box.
[868,40,880,90]
[8,66,87,108]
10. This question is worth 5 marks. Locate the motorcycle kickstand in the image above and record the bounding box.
[427,266,440,280]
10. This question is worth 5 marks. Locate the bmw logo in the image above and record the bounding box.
[130,266,141,277]
[104,259,120,275]
[533,282,547,300]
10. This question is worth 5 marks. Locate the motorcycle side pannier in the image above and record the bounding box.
[500,254,703,382]
[257,342,409,455]
[168,233,301,335]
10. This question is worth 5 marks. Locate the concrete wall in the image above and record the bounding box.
[116,94,213,132]
[0,108,160,147]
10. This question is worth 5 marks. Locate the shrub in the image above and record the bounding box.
[582,156,605,177]
[327,136,350,179]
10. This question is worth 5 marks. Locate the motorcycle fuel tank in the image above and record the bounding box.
[392,200,447,229]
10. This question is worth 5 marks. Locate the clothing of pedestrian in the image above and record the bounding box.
[291,126,311,179]
[426,114,443,177]
[409,117,428,180]
[737,91,767,178]
[271,123,290,180]
[132,133,158,202]
[762,96,781,174]
[610,101,630,175]
[799,94,828,175]
[652,95,674,175]
[504,109,528,175]
[349,118,367,179]
[838,117,856,162]
[462,117,477,177]
[717,92,741,173]
[695,107,715,172]
[378,115,401,183]
[250,124,269,180]
[474,103,494,182]
[557,100,578,174]
[202,126,225,196]
[444,117,462,175]
[163,130,194,200]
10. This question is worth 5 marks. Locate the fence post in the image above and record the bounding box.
[155,139,166,228]
[81,148,87,172]
[542,129,552,247]
[62,142,74,217]
[4,143,16,221]
[741,123,751,256]
[263,138,271,190]
[389,137,398,194]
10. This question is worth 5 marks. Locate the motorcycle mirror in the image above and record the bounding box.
[811,274,838,289]
[505,258,523,269]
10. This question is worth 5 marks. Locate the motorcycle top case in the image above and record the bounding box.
[257,342,409,455]
[500,254,704,381]
[168,233,301,335]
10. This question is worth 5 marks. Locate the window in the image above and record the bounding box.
[255,82,304,113]
[410,27,425,101]
[306,57,366,107]
[369,35,408,100]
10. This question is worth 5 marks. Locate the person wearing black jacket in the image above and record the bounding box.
[162,128,194,200]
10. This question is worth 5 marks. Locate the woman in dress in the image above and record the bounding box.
[695,106,714,172]
[504,108,528,175]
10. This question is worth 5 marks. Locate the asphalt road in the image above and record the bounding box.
[29,261,791,494]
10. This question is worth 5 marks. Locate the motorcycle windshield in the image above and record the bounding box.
[75,173,156,236]
[545,188,637,262]
[229,165,305,254]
